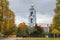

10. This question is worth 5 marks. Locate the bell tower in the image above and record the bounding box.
[29,4,36,27]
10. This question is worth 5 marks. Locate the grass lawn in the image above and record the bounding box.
[29,38,60,40]
[16,38,60,40]
[0,37,60,40]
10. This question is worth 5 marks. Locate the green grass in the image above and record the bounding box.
[0,37,60,40]
[29,38,60,40]
[16,38,60,40]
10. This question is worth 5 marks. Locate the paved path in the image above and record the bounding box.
[0,37,26,40]
[0,37,16,40]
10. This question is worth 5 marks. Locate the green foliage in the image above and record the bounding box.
[29,25,44,37]
[52,0,60,31]
[17,25,29,36]
[57,0,60,4]
[0,0,16,36]
[51,29,60,34]
[28,27,37,34]
[3,25,17,36]
[9,25,17,35]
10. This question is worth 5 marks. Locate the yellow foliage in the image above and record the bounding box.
[0,0,15,34]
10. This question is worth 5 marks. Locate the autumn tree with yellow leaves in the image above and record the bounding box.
[51,0,60,33]
[0,0,16,36]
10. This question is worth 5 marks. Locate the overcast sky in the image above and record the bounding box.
[8,0,56,25]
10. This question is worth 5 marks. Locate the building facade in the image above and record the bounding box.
[37,23,50,33]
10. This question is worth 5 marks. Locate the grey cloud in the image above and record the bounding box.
[9,0,56,17]
[9,0,56,24]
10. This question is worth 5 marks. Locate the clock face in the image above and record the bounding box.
[0,6,2,9]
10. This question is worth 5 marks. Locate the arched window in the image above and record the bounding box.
[31,11,33,16]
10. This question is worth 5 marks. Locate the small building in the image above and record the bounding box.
[37,23,50,38]
[37,23,50,33]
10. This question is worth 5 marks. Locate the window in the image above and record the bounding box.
[31,18,33,23]
[31,11,33,16]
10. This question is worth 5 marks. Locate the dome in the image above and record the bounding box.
[31,3,34,8]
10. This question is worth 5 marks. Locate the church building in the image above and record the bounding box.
[28,4,36,27]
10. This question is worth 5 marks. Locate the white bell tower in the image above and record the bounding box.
[29,4,36,27]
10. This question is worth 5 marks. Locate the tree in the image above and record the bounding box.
[18,22,25,30]
[51,29,60,37]
[0,0,16,36]
[52,0,60,31]
[17,22,29,37]
[35,24,44,34]
[30,24,44,37]
[51,29,60,34]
